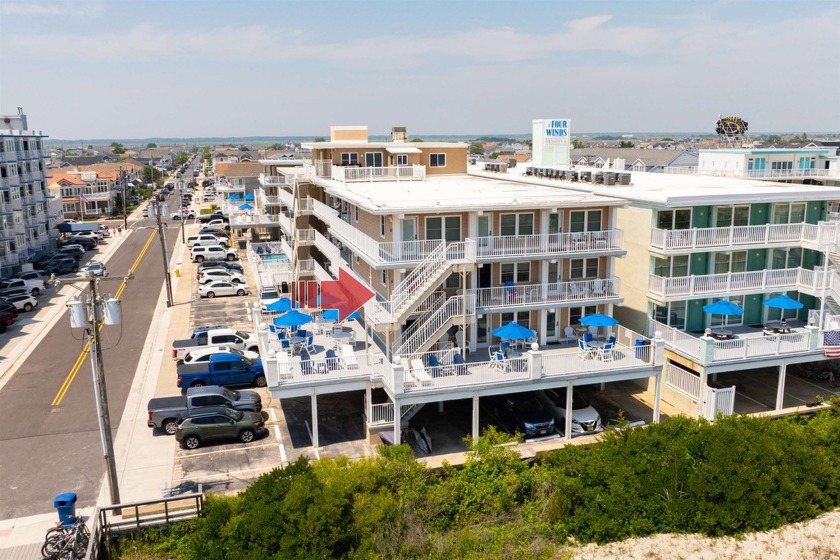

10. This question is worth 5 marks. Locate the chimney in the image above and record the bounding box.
[391,126,407,143]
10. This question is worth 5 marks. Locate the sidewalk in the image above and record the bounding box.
[0,203,195,554]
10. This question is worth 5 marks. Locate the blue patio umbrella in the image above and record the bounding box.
[229,194,241,200]
[579,313,619,327]
[762,294,804,310]
[345,310,361,321]
[272,309,313,328]
[244,193,255,201]
[703,299,744,315]
[492,321,536,340]
[239,203,254,210]
[265,297,292,312]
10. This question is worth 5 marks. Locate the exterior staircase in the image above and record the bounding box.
[394,294,475,358]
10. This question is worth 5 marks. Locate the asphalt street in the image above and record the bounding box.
[0,199,180,519]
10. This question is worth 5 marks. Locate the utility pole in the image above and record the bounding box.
[153,202,174,307]
[120,167,128,230]
[83,274,121,509]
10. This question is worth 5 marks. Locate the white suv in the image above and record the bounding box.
[191,245,238,263]
[188,234,229,248]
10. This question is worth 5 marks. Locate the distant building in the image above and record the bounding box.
[0,108,55,275]
[49,169,117,219]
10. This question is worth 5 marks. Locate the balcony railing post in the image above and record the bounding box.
[765,223,770,244]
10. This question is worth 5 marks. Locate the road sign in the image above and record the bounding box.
[321,266,374,322]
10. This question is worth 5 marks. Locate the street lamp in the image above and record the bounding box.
[65,270,131,510]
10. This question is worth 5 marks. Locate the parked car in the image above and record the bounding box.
[175,406,266,449]
[172,209,196,220]
[148,385,262,434]
[0,307,16,332]
[57,246,85,260]
[1,293,38,312]
[0,287,30,299]
[191,245,238,263]
[199,212,229,224]
[17,270,52,286]
[491,393,555,438]
[198,270,245,284]
[205,219,231,231]
[196,261,243,276]
[188,234,229,248]
[81,261,108,277]
[537,389,603,436]
[0,301,20,319]
[198,227,229,238]
[67,236,97,250]
[0,277,46,296]
[45,257,79,275]
[198,281,249,298]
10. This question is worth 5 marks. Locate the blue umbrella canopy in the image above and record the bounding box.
[321,309,339,322]
[265,297,292,312]
[239,203,254,210]
[272,309,313,327]
[345,310,361,321]
[244,193,255,200]
[703,299,744,315]
[229,194,242,200]
[579,313,619,327]
[763,294,804,310]
[492,321,536,340]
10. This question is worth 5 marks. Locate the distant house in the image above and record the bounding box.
[570,148,697,172]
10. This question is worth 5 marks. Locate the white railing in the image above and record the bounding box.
[665,363,701,399]
[650,267,811,298]
[651,223,807,251]
[266,352,385,387]
[712,332,810,361]
[393,291,446,351]
[297,228,316,243]
[475,230,624,258]
[649,320,702,359]
[475,278,620,309]
[259,174,285,186]
[395,294,475,358]
[262,196,284,205]
[377,239,443,263]
[369,403,394,424]
[298,198,313,213]
[313,198,382,260]
[331,165,426,183]
[388,242,448,316]
[665,167,835,179]
[399,354,531,393]
[809,310,840,330]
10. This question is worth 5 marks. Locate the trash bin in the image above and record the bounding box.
[54,492,77,526]
[634,339,649,359]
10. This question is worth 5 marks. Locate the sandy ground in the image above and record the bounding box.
[570,509,840,560]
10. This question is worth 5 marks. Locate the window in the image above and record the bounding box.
[548,212,560,234]
[769,247,802,269]
[569,210,602,232]
[500,213,534,236]
[396,154,408,166]
[709,295,744,327]
[656,208,691,230]
[445,272,459,289]
[365,152,383,167]
[425,216,460,242]
[501,311,529,325]
[771,202,806,224]
[771,161,793,171]
[652,301,687,330]
[380,215,386,237]
[570,305,596,326]
[712,251,746,274]
[501,262,530,284]
[714,205,750,227]
[430,153,446,168]
[652,255,689,277]
[381,270,388,286]
[340,153,358,166]
[570,258,599,279]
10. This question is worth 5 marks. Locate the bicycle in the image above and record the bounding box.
[42,518,89,560]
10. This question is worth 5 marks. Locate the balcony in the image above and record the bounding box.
[81,191,113,201]
[305,161,426,183]
[474,230,625,262]
[651,224,808,253]
[663,167,835,179]
[258,173,290,187]
[475,278,621,312]
[649,267,818,301]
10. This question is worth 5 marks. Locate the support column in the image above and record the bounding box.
[698,368,709,418]
[438,401,445,413]
[653,371,663,423]
[311,392,319,448]
[775,362,787,410]
[564,381,575,440]
[393,397,401,445]
[365,385,372,421]
[472,393,480,443]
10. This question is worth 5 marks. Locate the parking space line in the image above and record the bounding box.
[270,408,277,422]
[279,444,287,464]
[792,376,840,395]
[171,465,277,484]
[304,420,321,459]
[176,442,277,459]
[273,425,281,441]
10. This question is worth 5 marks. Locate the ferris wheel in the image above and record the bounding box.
[715,115,749,147]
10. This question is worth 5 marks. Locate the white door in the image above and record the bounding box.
[400,217,417,259]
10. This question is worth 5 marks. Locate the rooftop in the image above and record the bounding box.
[320,172,627,214]
[469,164,840,208]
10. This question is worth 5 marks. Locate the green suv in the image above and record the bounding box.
[175,406,266,449]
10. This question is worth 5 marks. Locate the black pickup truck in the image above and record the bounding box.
[147,385,262,434]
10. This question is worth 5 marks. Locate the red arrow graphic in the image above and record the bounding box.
[320,266,374,322]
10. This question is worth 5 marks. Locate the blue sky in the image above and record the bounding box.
[1,0,838,139]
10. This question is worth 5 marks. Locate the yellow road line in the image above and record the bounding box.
[51,231,158,406]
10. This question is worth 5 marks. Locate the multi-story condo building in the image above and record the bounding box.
[0,108,54,276]
[49,169,117,219]
[470,151,840,419]
[227,126,668,447]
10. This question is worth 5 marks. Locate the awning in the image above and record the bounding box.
[385,146,422,154]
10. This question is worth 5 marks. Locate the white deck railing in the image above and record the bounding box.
[331,165,426,183]
[664,167,835,179]
[651,223,805,251]
[475,230,624,258]
[369,403,394,424]
[650,267,811,299]
[665,363,701,399]
[393,291,446,351]
[475,278,620,309]
[395,295,474,358]
[712,332,809,361]
[649,320,702,360]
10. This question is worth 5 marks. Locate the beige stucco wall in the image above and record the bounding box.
[419,146,467,174]
[330,127,368,142]
[613,205,654,333]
